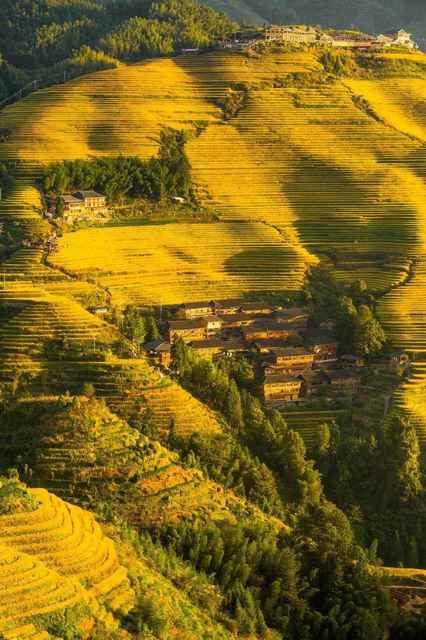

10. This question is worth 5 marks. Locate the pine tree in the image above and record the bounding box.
[383,414,422,502]
[226,380,244,431]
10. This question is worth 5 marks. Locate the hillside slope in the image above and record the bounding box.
[2,47,426,440]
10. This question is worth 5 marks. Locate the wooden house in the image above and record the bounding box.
[240,301,277,315]
[62,195,84,216]
[271,347,314,371]
[146,340,172,368]
[74,190,107,213]
[190,338,246,360]
[341,354,364,368]
[179,301,214,319]
[273,308,309,328]
[308,335,338,362]
[298,370,328,397]
[205,316,223,336]
[214,299,243,315]
[168,319,206,343]
[243,322,298,342]
[325,369,360,392]
[262,374,302,405]
[254,339,292,354]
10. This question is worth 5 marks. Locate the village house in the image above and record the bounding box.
[298,370,328,397]
[341,354,364,368]
[240,302,278,315]
[214,299,244,315]
[74,190,107,212]
[168,319,206,343]
[146,340,172,368]
[262,373,302,405]
[205,316,223,336]
[268,347,314,372]
[254,339,294,354]
[179,301,214,319]
[219,313,264,330]
[62,195,84,216]
[189,338,247,360]
[243,322,300,342]
[308,335,339,362]
[61,189,108,221]
[273,308,310,328]
[331,32,377,49]
[325,369,361,393]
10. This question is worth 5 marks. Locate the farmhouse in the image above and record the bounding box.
[205,316,223,336]
[254,339,294,354]
[146,340,172,368]
[298,370,328,397]
[61,189,108,221]
[240,302,277,315]
[308,335,339,362]
[243,322,299,342]
[273,308,309,328]
[325,369,361,392]
[269,347,314,372]
[214,299,244,315]
[189,338,246,359]
[168,319,206,343]
[179,301,214,319]
[341,354,364,367]
[62,195,83,215]
[331,32,377,49]
[262,374,302,405]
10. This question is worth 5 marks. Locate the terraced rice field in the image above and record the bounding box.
[0,293,118,378]
[188,80,423,259]
[346,78,426,141]
[53,221,307,305]
[1,48,426,444]
[0,50,317,169]
[283,410,347,449]
[0,487,134,636]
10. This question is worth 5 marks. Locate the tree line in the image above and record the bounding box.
[43,127,195,206]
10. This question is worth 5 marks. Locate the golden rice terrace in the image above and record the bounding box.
[1,46,426,441]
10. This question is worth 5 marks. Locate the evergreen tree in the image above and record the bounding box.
[383,414,422,503]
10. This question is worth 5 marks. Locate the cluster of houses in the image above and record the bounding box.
[47,190,109,223]
[263,26,417,50]
[222,26,417,53]
[146,299,408,408]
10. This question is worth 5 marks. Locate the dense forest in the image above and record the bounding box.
[0,0,235,101]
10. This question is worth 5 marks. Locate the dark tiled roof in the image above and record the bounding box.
[74,190,104,199]
[264,374,301,384]
[169,319,205,329]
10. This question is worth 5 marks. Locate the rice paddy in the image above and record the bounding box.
[0,48,426,444]
[0,486,134,636]
[52,221,307,305]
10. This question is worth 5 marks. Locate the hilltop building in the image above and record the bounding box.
[376,30,417,49]
[264,26,318,45]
